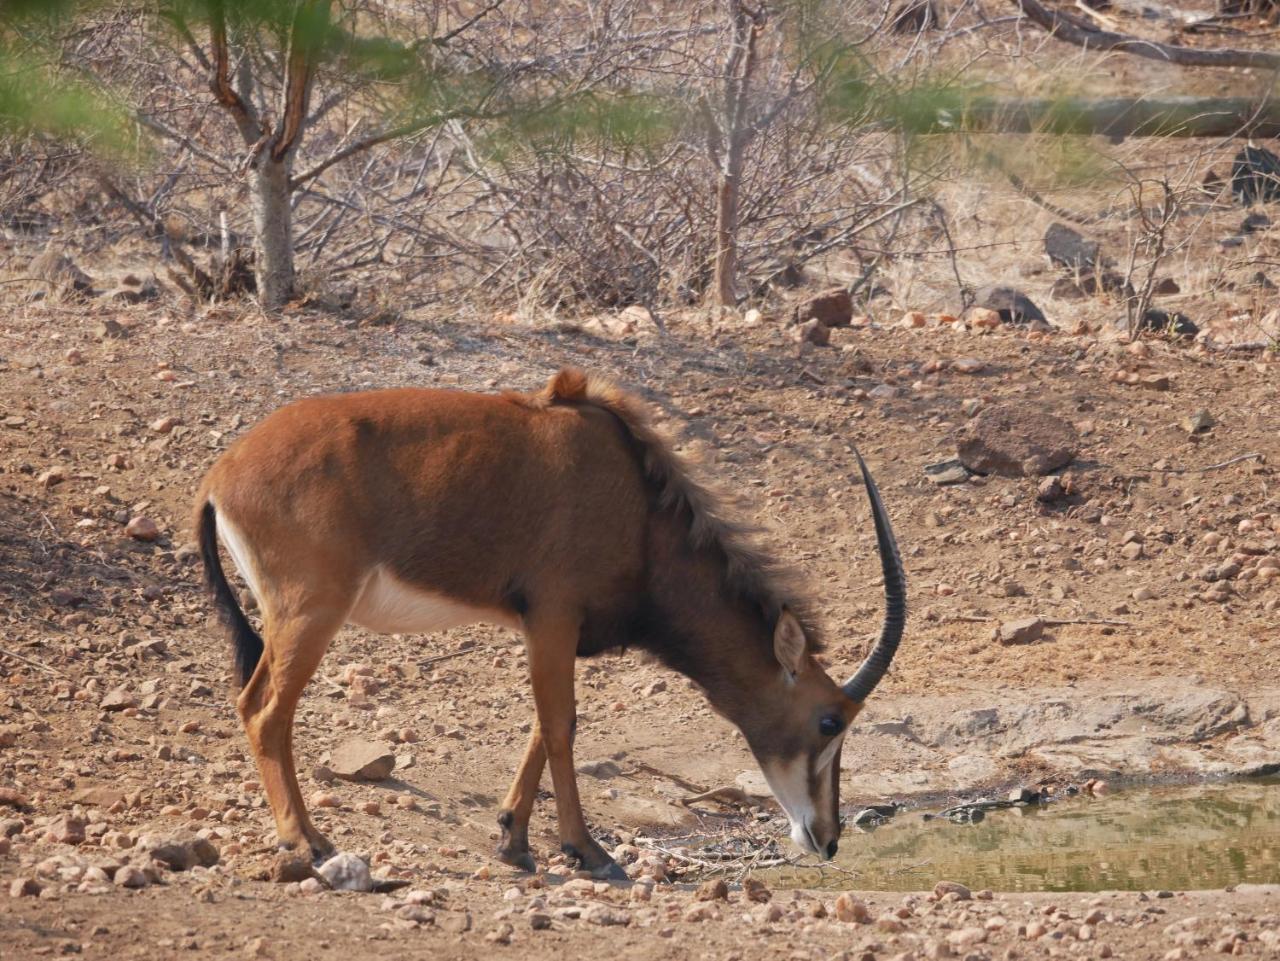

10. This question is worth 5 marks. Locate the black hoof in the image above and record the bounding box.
[497,847,538,873]
[591,859,629,882]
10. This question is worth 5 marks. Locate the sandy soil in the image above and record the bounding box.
[1,286,1277,958]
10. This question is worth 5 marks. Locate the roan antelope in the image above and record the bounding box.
[195,368,905,879]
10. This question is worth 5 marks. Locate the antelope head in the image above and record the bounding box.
[737,451,906,860]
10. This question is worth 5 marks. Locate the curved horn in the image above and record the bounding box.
[843,448,906,704]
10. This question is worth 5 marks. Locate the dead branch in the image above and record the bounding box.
[1012,0,1280,70]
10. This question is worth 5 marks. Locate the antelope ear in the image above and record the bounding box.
[773,608,807,677]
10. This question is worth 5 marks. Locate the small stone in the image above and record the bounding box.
[299,877,325,895]
[271,853,318,884]
[1025,921,1047,939]
[796,319,831,346]
[835,892,872,923]
[1121,542,1144,561]
[969,307,1002,329]
[1036,476,1064,502]
[933,880,972,901]
[10,877,41,898]
[329,739,396,781]
[1182,409,1215,434]
[1141,374,1171,391]
[113,865,149,889]
[1133,587,1156,601]
[924,459,970,486]
[529,912,553,930]
[310,791,341,809]
[317,852,373,893]
[100,687,139,712]
[52,816,86,845]
[695,878,729,901]
[642,679,667,696]
[793,288,853,327]
[485,922,514,944]
[150,416,181,434]
[137,834,219,871]
[996,617,1044,645]
[743,877,771,903]
[125,517,160,542]
[948,927,987,948]
[38,466,67,489]
[952,357,985,374]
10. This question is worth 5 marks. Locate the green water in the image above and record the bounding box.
[765,778,1280,892]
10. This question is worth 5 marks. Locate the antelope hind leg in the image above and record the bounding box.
[238,608,343,863]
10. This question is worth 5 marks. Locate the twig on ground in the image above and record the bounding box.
[944,615,1131,627]
[1149,452,1263,474]
[0,645,67,677]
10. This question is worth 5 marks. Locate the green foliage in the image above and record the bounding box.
[484,91,682,161]
[0,50,136,157]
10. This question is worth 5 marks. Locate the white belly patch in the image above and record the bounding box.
[349,566,516,635]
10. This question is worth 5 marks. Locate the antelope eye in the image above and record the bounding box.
[818,714,843,737]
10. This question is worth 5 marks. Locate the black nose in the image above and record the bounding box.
[825,839,839,859]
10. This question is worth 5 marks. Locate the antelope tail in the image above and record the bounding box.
[197,501,263,688]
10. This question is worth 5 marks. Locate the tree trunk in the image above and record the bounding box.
[251,156,294,308]
[712,158,741,308]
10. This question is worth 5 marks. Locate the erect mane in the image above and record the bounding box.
[525,367,822,651]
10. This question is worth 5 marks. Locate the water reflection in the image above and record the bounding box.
[763,778,1280,892]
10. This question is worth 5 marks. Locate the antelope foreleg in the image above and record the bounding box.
[524,617,625,881]
[495,725,545,872]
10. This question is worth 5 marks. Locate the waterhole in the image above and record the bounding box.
[757,777,1280,892]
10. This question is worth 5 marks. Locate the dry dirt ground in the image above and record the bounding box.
[1,284,1278,959]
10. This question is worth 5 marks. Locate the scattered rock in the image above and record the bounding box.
[973,285,1046,325]
[1036,476,1064,503]
[9,877,41,898]
[1137,307,1198,337]
[933,880,972,901]
[37,466,67,489]
[957,404,1077,477]
[1182,409,1214,434]
[137,834,219,871]
[576,759,622,779]
[1044,223,1100,271]
[695,878,729,901]
[113,865,149,889]
[951,357,985,375]
[317,852,373,892]
[924,459,971,486]
[271,853,319,884]
[793,288,853,327]
[997,617,1045,645]
[743,877,772,903]
[329,739,396,782]
[1232,145,1280,205]
[835,892,872,923]
[795,319,831,346]
[125,517,160,541]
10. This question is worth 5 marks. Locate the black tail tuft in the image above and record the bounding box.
[198,501,263,688]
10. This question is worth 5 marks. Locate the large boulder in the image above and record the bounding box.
[973,286,1046,326]
[957,404,1077,477]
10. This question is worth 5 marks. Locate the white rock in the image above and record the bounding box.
[317,852,373,893]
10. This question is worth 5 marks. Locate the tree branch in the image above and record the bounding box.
[272,0,331,161]
[208,0,262,145]
[1012,0,1280,71]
